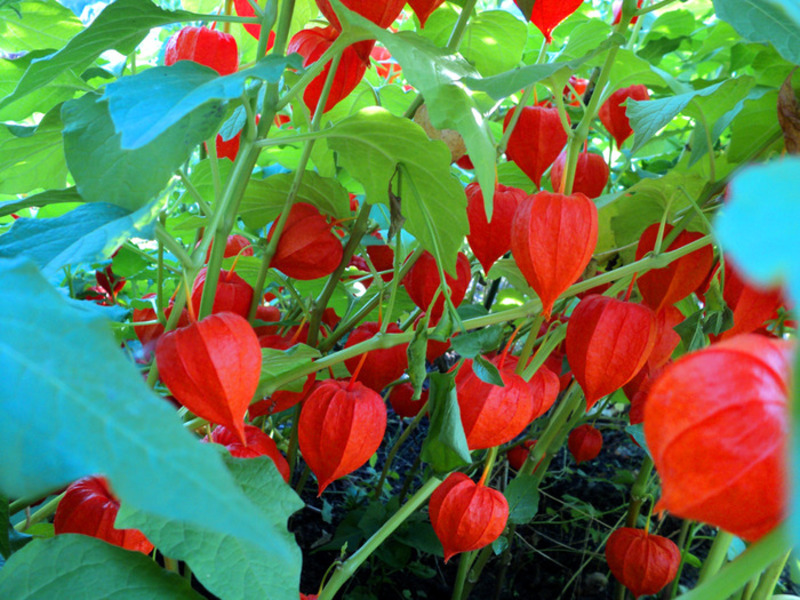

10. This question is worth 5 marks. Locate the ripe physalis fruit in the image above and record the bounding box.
[54,476,153,554]
[465,182,527,273]
[711,260,783,342]
[563,76,589,106]
[455,356,537,450]
[645,334,793,541]
[408,0,447,27]
[567,424,603,464]
[429,472,509,563]
[201,234,254,263]
[598,85,650,148]
[156,312,262,443]
[204,425,291,483]
[404,251,471,320]
[549,151,609,199]
[503,106,568,187]
[287,27,375,114]
[315,0,405,31]
[343,322,409,392]
[635,223,715,312]
[507,440,538,471]
[511,191,598,318]
[389,382,429,418]
[164,26,239,76]
[566,295,656,410]
[267,202,344,280]
[190,267,254,319]
[298,379,387,495]
[606,528,680,598]
[514,0,584,43]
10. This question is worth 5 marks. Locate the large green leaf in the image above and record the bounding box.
[0,105,68,194]
[713,0,800,65]
[0,535,203,599]
[460,10,527,77]
[728,89,782,162]
[420,371,471,472]
[62,92,219,210]
[323,107,468,275]
[117,456,303,600]
[0,0,199,114]
[0,258,301,600]
[0,187,82,218]
[240,171,351,229]
[105,56,299,149]
[0,0,83,53]
[0,202,159,280]
[0,50,87,121]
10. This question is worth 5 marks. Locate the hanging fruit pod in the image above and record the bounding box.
[507,440,540,471]
[644,334,793,541]
[646,305,683,370]
[205,425,291,483]
[566,295,657,410]
[549,150,609,199]
[404,251,471,320]
[511,191,598,318]
[54,476,154,554]
[315,0,405,32]
[343,322,409,392]
[503,106,568,187]
[156,312,262,443]
[598,85,650,148]
[513,0,584,43]
[605,528,680,598]
[190,267,254,319]
[635,223,715,312]
[429,472,509,563]
[388,382,429,418]
[164,26,239,76]
[465,182,527,273]
[298,379,387,495]
[567,424,603,464]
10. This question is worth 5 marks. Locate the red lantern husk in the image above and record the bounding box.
[567,423,603,464]
[549,151,609,199]
[156,312,262,443]
[54,476,154,554]
[365,233,397,282]
[205,424,290,482]
[408,0,447,26]
[267,202,344,280]
[429,473,509,563]
[343,322,409,392]
[566,295,657,409]
[465,182,527,273]
[164,26,239,76]
[514,0,584,42]
[635,223,714,312]
[507,440,539,471]
[298,379,387,495]
[598,85,650,148]
[253,304,281,337]
[389,382,429,418]
[315,0,405,31]
[503,106,568,187]
[404,251,471,320]
[644,334,793,541]
[646,305,683,370]
[190,267,254,319]
[511,191,598,318]
[605,528,680,598]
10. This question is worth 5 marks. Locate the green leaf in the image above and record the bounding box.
[0,535,204,599]
[472,354,505,386]
[625,424,652,458]
[0,202,159,280]
[0,51,87,121]
[117,455,303,600]
[421,371,471,472]
[406,315,429,399]
[713,0,800,65]
[0,0,200,114]
[0,0,83,54]
[0,258,301,600]
[628,81,731,153]
[728,89,782,162]
[715,158,800,305]
[240,171,351,229]
[105,57,299,149]
[449,326,504,359]
[0,187,82,218]
[323,107,468,275]
[0,105,68,194]
[255,344,320,398]
[505,475,540,525]
[460,11,527,77]
[62,92,218,210]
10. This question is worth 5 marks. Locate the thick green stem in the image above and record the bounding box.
[317,477,442,600]
[697,530,734,583]
[675,525,790,600]
[452,550,476,600]
[625,456,654,527]
[750,550,791,600]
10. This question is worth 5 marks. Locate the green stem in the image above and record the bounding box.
[275,37,352,112]
[750,550,791,600]
[14,493,64,532]
[675,525,790,600]
[515,313,544,376]
[317,476,442,600]
[697,530,734,583]
[155,223,194,270]
[452,550,476,600]
[663,520,694,600]
[373,401,429,499]
[625,456,654,527]
[522,383,583,478]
